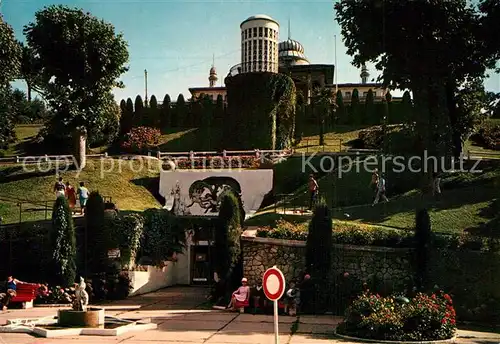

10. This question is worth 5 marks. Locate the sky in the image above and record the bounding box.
[2,0,500,102]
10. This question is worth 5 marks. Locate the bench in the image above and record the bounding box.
[10,283,39,309]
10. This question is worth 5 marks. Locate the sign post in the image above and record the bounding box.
[262,266,285,344]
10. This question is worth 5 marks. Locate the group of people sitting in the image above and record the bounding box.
[227,274,313,315]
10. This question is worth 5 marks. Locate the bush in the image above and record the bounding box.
[121,126,161,154]
[256,220,414,248]
[51,197,77,287]
[338,291,456,341]
[142,209,186,267]
[85,191,107,274]
[473,123,500,150]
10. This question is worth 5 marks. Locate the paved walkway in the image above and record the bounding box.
[0,287,499,344]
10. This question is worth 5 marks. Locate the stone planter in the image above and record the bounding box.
[57,308,105,328]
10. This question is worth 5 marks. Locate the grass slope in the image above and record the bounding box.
[2,124,43,156]
[0,158,161,224]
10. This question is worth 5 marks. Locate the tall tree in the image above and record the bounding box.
[161,94,171,130]
[401,90,413,124]
[214,94,225,127]
[24,5,129,146]
[305,199,333,313]
[51,196,77,286]
[134,95,144,125]
[0,17,21,87]
[125,98,134,128]
[350,88,360,124]
[335,0,497,160]
[19,43,39,102]
[335,90,347,124]
[0,17,21,150]
[85,191,106,274]
[147,94,159,128]
[364,89,375,124]
[176,94,187,127]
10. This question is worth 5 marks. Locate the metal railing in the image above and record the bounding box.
[466,150,500,160]
[157,149,290,160]
[0,195,112,224]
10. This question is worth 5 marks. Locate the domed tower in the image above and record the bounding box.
[278,19,309,67]
[209,65,218,87]
[240,14,280,73]
[360,64,369,84]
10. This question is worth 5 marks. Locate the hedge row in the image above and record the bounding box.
[256,219,500,251]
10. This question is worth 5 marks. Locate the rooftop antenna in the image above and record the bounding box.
[288,16,291,40]
[212,53,215,67]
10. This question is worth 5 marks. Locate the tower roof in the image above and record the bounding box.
[278,39,309,66]
[240,14,279,27]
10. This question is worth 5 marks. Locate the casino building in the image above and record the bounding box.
[189,14,389,104]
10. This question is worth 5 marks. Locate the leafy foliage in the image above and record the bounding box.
[121,126,160,154]
[0,16,21,87]
[305,199,333,312]
[51,196,77,287]
[85,191,106,274]
[334,0,497,159]
[161,94,171,129]
[224,72,296,150]
[142,209,186,267]
[214,192,243,289]
[176,94,187,127]
[24,5,129,146]
[415,209,432,290]
[338,291,456,341]
[0,87,17,151]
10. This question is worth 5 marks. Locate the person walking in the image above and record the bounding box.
[308,174,319,210]
[65,181,77,214]
[77,182,89,215]
[53,177,66,199]
[372,173,389,206]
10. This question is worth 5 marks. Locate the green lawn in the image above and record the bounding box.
[294,124,369,153]
[249,160,500,235]
[0,158,162,224]
[2,124,43,156]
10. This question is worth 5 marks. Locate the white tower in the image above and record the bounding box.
[240,14,279,73]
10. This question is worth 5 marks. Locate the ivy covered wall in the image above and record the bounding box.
[223,72,296,150]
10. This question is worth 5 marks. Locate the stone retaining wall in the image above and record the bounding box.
[242,235,413,288]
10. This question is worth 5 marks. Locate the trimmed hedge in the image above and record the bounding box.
[256,219,500,251]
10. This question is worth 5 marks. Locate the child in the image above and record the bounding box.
[77,182,89,215]
[285,280,300,316]
[65,182,77,214]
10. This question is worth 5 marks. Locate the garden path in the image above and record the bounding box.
[0,286,499,344]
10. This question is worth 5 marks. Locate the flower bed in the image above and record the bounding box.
[336,291,457,341]
[171,155,260,169]
[256,220,415,248]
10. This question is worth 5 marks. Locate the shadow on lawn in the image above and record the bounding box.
[0,165,61,185]
[157,127,222,152]
[466,198,500,237]
[132,176,165,206]
[332,186,498,232]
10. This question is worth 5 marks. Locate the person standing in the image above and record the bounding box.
[432,172,442,199]
[77,182,89,215]
[53,177,66,198]
[372,173,389,206]
[369,169,379,201]
[0,276,24,311]
[65,181,77,214]
[308,174,319,210]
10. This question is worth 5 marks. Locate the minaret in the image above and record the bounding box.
[209,54,217,87]
[288,17,291,40]
[361,64,369,84]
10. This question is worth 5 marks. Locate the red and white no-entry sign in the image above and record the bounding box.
[262,266,285,301]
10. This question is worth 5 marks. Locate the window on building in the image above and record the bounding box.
[345,92,351,98]
[363,92,368,97]
[265,28,268,37]
[259,27,262,37]
[253,27,257,37]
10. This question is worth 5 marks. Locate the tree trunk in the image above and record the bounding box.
[445,79,462,159]
[74,127,87,170]
[27,83,32,102]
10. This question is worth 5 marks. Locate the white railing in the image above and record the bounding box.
[466,150,500,160]
[157,149,289,160]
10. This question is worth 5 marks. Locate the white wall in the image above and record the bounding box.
[128,247,190,296]
[159,169,274,217]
